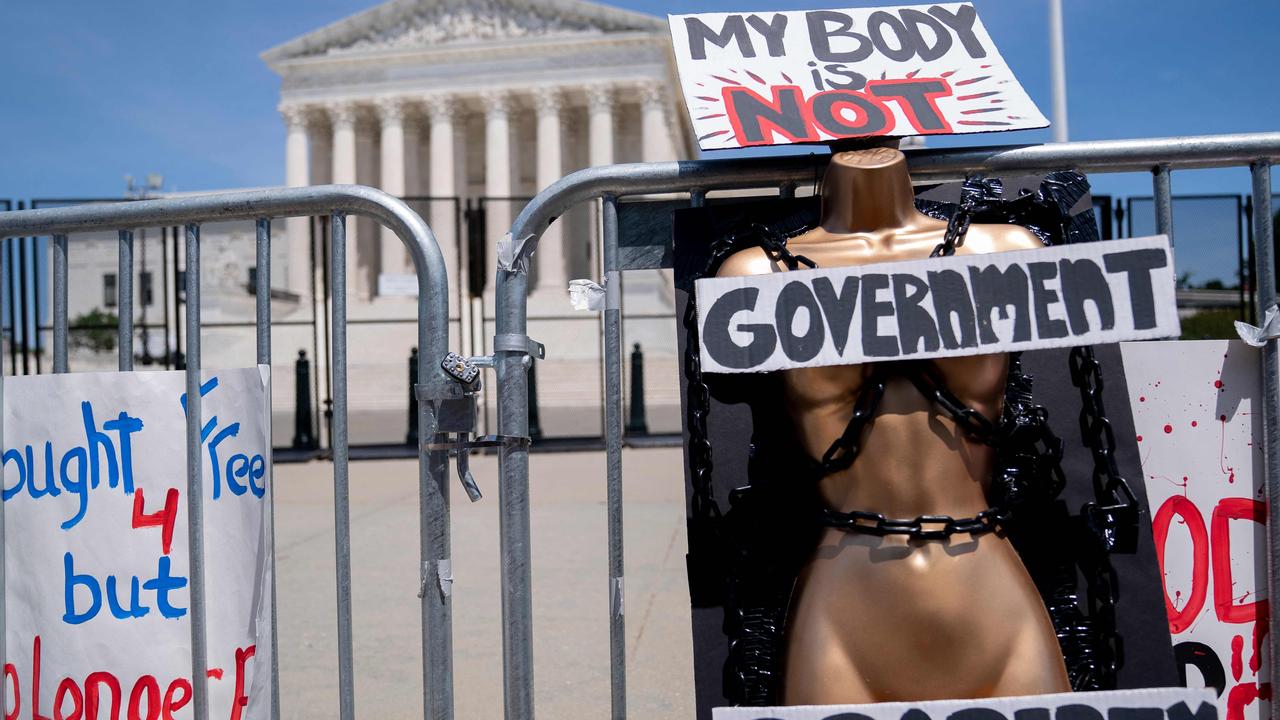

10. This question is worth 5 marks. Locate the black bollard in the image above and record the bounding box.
[323,398,334,452]
[292,350,316,450]
[527,359,543,441]
[626,343,649,435]
[406,347,419,445]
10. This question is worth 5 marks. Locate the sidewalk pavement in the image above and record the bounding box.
[273,446,696,719]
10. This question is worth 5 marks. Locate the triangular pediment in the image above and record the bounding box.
[263,0,665,63]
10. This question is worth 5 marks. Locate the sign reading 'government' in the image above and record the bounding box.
[695,236,1178,374]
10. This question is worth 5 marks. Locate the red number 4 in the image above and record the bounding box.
[131,488,179,556]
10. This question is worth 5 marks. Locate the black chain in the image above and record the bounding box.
[904,362,1000,445]
[1068,345,1139,686]
[1068,346,1140,550]
[815,369,887,475]
[820,506,1009,540]
[686,222,813,526]
[930,175,985,258]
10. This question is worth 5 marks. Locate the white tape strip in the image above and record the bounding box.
[612,576,624,618]
[1235,304,1280,348]
[568,279,606,311]
[497,233,533,273]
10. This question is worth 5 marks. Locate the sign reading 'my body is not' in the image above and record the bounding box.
[668,3,1048,151]
[696,236,1178,374]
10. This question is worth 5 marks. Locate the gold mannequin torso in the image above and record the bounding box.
[716,148,1071,704]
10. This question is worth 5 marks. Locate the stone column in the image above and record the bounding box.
[640,82,679,163]
[330,101,358,297]
[404,120,422,197]
[282,104,312,297]
[534,89,566,294]
[427,95,459,297]
[378,97,409,287]
[587,84,615,167]
[483,91,514,288]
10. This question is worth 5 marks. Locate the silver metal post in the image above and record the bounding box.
[254,218,281,720]
[1251,162,1280,704]
[184,223,210,720]
[602,195,626,720]
[52,234,68,373]
[1153,165,1174,246]
[495,268,534,720]
[1048,0,1069,143]
[118,230,134,371]
[421,383,454,720]
[330,212,356,720]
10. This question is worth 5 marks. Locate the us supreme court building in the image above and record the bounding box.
[258,0,696,440]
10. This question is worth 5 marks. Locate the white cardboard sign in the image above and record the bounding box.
[1122,341,1269,720]
[2,367,273,719]
[668,3,1048,151]
[696,236,1179,374]
[713,687,1217,720]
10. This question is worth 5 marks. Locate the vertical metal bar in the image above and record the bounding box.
[779,182,796,199]
[34,235,44,374]
[421,327,454,719]
[173,226,183,368]
[691,189,706,209]
[16,204,28,375]
[52,234,68,373]
[255,218,281,720]
[330,212,356,720]
[118,230,134,371]
[1237,197,1247,322]
[1153,165,1174,247]
[1250,162,1280,710]
[495,271,534,719]
[183,223,211,720]
[162,227,172,369]
[6,239,16,376]
[602,195,626,719]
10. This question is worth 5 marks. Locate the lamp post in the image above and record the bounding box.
[1048,0,1069,143]
[125,173,164,365]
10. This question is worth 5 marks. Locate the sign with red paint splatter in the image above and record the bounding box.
[1121,340,1269,720]
[1,367,273,719]
[667,3,1048,151]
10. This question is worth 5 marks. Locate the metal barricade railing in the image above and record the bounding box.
[0,185,458,720]
[492,132,1280,719]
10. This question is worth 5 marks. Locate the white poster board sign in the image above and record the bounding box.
[713,687,1217,720]
[2,367,273,719]
[1122,341,1269,720]
[668,3,1048,151]
[696,236,1179,374]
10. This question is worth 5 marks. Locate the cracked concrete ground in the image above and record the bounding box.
[273,446,695,718]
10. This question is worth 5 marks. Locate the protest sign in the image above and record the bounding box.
[1122,341,1269,720]
[695,235,1179,374]
[668,3,1048,151]
[2,367,273,719]
[713,687,1218,720]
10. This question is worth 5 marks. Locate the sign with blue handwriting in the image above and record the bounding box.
[696,236,1179,374]
[2,367,272,719]
[712,687,1218,720]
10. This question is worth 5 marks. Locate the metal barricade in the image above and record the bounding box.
[0,185,458,720]
[491,132,1280,719]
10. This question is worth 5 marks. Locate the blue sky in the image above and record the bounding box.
[1,0,1276,283]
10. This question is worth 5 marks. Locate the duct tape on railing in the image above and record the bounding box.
[1235,304,1280,347]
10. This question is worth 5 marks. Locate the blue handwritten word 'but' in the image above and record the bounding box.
[63,552,187,624]
[2,403,143,529]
